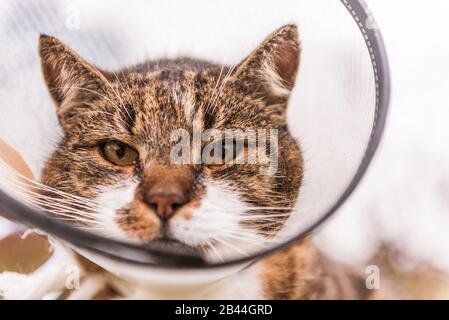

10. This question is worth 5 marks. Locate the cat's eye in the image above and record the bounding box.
[100,140,139,166]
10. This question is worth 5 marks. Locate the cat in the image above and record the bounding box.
[37,24,370,299]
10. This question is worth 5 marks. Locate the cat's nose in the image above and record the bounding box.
[144,192,187,220]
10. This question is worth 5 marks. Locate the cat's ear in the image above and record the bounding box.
[38,35,109,128]
[232,24,300,99]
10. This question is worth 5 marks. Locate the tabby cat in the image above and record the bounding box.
[38,25,369,299]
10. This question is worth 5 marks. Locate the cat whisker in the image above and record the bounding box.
[19,194,100,222]
[190,225,273,245]
[31,206,97,225]
[252,223,284,229]
[246,206,294,210]
[21,194,98,218]
[206,66,224,113]
[213,237,249,257]
[23,194,100,223]
[108,72,135,125]
[242,213,292,219]
[0,160,101,215]
[208,65,236,113]
[20,186,100,213]
[0,168,100,207]
[216,233,267,246]
[204,241,224,262]
[8,180,101,212]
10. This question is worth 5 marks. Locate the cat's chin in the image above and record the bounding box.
[147,238,199,255]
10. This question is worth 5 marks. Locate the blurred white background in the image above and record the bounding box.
[0,0,448,275]
[316,0,449,271]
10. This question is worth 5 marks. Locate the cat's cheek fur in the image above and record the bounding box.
[93,179,140,242]
[169,180,266,262]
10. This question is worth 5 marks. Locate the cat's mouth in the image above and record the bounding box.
[148,238,198,255]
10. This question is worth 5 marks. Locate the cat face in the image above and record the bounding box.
[38,25,303,262]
